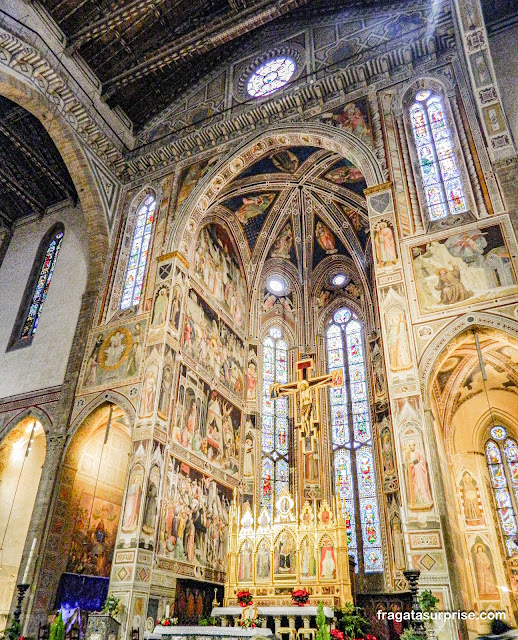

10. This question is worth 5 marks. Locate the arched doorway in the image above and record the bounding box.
[54,403,131,611]
[0,417,46,630]
[427,326,518,633]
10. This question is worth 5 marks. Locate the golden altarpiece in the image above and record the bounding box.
[223,358,353,608]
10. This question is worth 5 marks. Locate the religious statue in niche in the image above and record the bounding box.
[122,465,144,533]
[390,514,406,570]
[315,221,337,254]
[460,472,485,526]
[238,539,253,581]
[472,542,499,599]
[385,307,412,372]
[242,428,254,479]
[402,436,433,510]
[319,538,337,580]
[300,537,317,578]
[381,427,396,481]
[270,223,293,259]
[256,539,271,580]
[151,286,169,326]
[247,358,257,402]
[374,220,398,268]
[142,465,160,537]
[235,194,276,223]
[274,531,296,574]
[140,362,159,417]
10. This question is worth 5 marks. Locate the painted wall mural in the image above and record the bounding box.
[172,365,241,477]
[374,220,398,268]
[460,472,485,527]
[385,306,413,372]
[82,320,146,390]
[411,225,518,314]
[159,457,232,574]
[194,224,247,327]
[151,285,169,327]
[221,194,278,251]
[66,494,121,577]
[401,427,434,511]
[319,98,372,145]
[176,156,220,208]
[183,289,245,398]
[471,540,499,600]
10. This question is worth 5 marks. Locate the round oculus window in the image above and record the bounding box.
[247,57,296,98]
[332,274,347,287]
[267,275,288,294]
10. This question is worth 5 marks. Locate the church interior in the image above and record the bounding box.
[0,0,518,639]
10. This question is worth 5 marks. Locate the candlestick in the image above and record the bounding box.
[165,603,170,619]
[22,538,36,584]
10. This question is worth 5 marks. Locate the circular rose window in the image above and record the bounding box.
[247,57,296,98]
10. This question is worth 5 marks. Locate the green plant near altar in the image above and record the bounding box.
[316,602,330,640]
[399,628,420,640]
[198,617,217,626]
[49,612,65,640]
[0,617,21,640]
[335,603,370,640]
[418,591,439,614]
[102,595,121,617]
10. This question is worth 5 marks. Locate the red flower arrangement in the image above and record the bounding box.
[291,588,310,606]
[237,590,254,607]
[331,630,344,640]
[240,619,258,629]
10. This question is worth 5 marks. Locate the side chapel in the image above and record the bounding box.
[0,0,518,638]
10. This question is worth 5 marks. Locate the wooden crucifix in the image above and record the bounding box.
[270,357,343,454]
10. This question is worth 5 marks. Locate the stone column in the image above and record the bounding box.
[108,253,187,638]
[24,285,104,633]
[365,184,458,640]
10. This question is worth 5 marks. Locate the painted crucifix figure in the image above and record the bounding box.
[271,356,343,458]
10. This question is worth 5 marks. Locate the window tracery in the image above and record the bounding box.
[262,327,289,512]
[326,308,383,573]
[121,194,156,310]
[485,426,518,556]
[409,90,467,221]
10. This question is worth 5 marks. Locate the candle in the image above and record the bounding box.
[22,538,37,584]
[165,604,170,619]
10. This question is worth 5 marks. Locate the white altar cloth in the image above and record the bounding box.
[211,606,334,619]
[148,626,273,638]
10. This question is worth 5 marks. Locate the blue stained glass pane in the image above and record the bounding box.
[262,333,290,511]
[486,441,502,465]
[357,448,375,497]
[489,464,507,489]
[334,309,352,324]
[335,448,353,500]
[121,196,156,309]
[262,459,273,511]
[21,230,64,339]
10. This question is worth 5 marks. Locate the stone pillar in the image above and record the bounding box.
[365,184,458,640]
[108,253,187,639]
[24,285,104,633]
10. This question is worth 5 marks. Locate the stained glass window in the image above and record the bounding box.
[486,432,518,557]
[21,227,64,340]
[247,58,296,98]
[326,309,383,573]
[121,194,156,310]
[262,328,289,512]
[410,91,467,221]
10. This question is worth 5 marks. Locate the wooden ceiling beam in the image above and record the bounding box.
[0,123,77,203]
[102,0,309,94]
[67,0,167,52]
[0,168,44,215]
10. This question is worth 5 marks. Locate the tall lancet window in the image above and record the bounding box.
[121,194,156,310]
[486,426,518,557]
[326,308,383,573]
[262,327,289,512]
[410,90,467,221]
